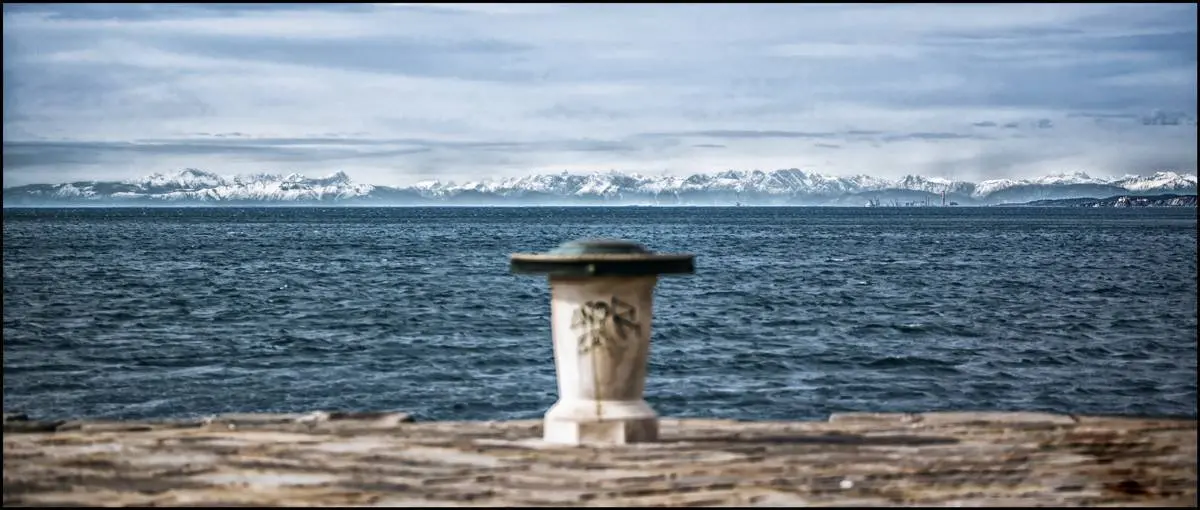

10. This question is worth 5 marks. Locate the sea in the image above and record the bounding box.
[3,206,1197,422]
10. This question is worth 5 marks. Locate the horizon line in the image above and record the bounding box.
[5,167,1199,190]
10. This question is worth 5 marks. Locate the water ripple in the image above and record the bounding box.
[2,206,1196,421]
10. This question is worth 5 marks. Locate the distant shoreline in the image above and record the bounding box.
[2,204,1196,209]
[5,169,1196,209]
[3,194,1197,210]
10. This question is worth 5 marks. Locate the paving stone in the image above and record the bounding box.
[3,412,1195,507]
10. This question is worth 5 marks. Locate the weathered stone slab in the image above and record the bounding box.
[827,412,921,425]
[3,412,1196,507]
[913,411,1080,426]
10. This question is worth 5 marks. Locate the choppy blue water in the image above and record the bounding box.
[3,207,1197,422]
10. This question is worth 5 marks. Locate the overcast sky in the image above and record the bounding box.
[3,3,1197,187]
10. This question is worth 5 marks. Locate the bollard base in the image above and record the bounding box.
[542,399,659,445]
[544,417,659,445]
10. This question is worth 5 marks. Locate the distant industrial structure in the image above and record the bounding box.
[865,189,958,207]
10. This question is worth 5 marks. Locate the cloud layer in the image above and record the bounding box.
[3,3,1197,187]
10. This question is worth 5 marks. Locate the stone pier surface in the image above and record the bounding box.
[3,411,1195,507]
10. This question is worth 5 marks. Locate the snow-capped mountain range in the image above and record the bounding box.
[3,168,1196,206]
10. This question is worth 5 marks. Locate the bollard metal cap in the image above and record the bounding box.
[510,238,695,277]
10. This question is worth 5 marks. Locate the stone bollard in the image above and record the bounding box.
[510,239,695,445]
